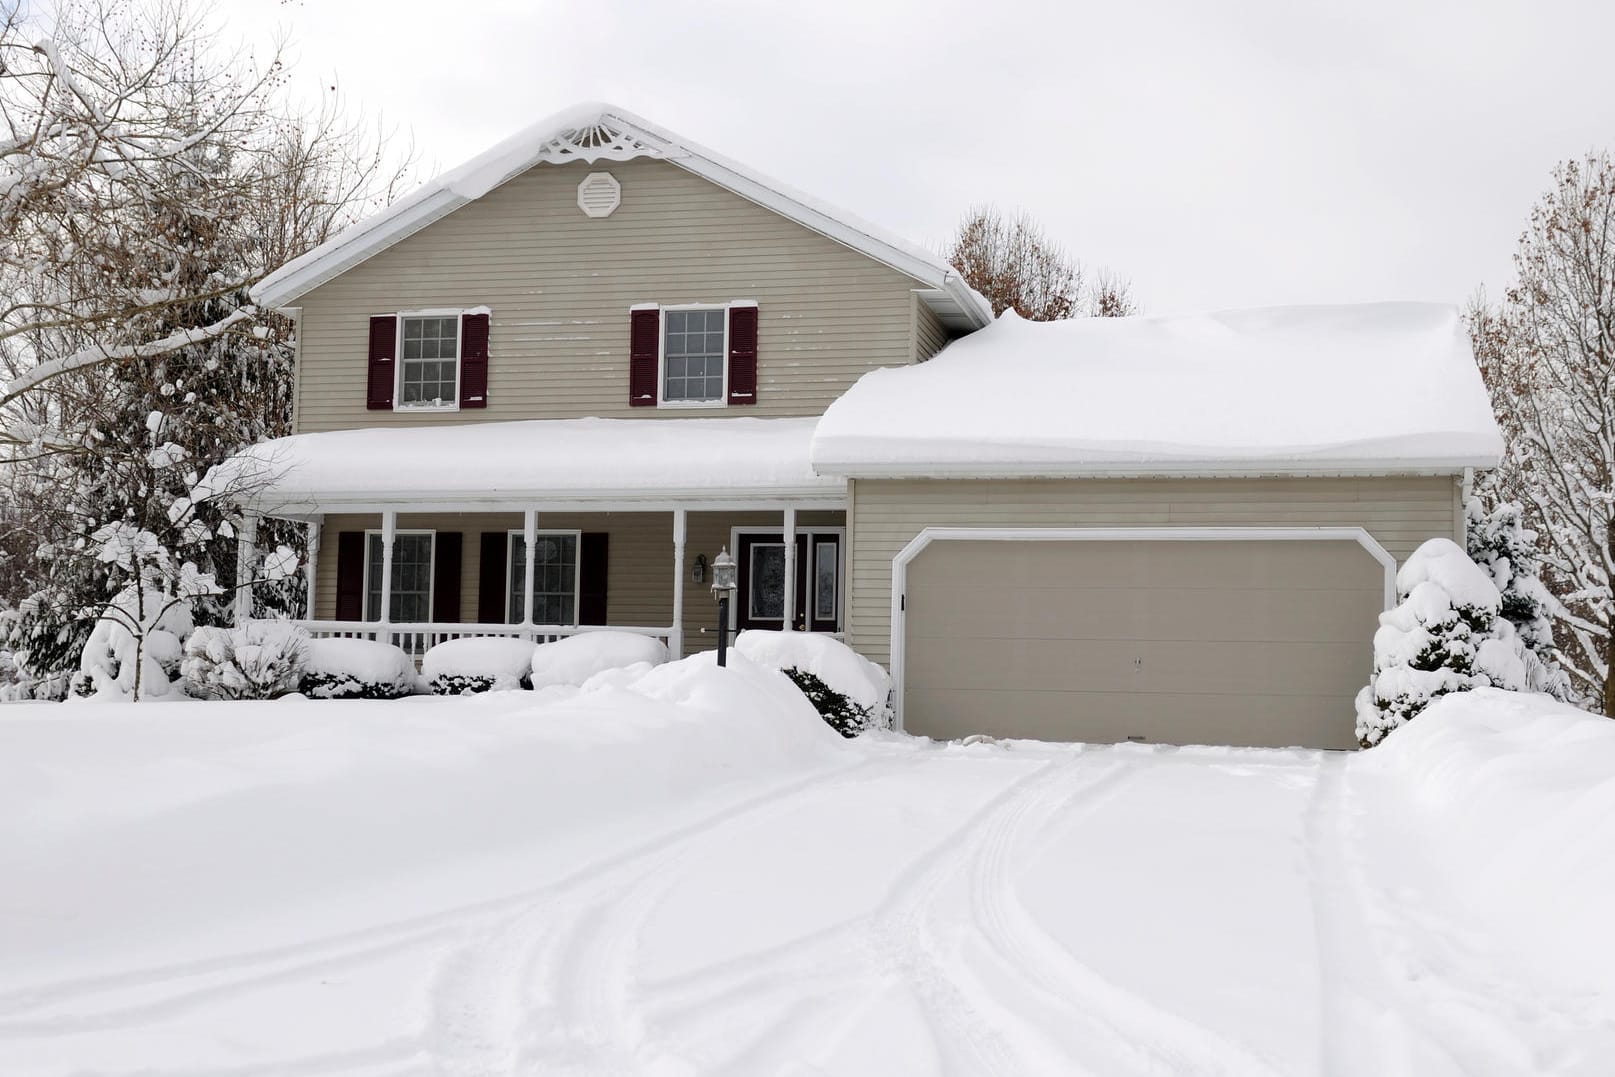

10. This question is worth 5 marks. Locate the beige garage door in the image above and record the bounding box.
[902,538,1385,749]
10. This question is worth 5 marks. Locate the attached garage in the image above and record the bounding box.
[811,303,1505,750]
[896,529,1394,749]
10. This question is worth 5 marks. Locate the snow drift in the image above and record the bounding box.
[1355,688,1615,1000]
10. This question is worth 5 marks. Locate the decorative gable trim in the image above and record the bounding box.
[536,122,667,165]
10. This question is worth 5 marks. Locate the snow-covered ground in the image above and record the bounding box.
[1,662,1609,1076]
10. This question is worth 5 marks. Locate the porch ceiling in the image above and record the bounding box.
[224,416,845,516]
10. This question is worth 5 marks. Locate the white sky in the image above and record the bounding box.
[209,0,1615,314]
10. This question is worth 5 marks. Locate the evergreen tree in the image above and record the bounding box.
[1465,497,1569,698]
[1356,538,1529,748]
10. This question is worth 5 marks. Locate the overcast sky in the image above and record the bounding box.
[212,0,1615,315]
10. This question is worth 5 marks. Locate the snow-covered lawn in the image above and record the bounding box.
[1,660,1609,1076]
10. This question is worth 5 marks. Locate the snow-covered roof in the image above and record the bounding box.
[229,417,843,512]
[811,303,1504,478]
[251,103,992,332]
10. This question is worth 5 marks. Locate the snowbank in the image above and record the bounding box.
[421,636,533,692]
[1355,688,1615,997]
[529,631,669,690]
[0,651,846,1014]
[812,304,1503,476]
[734,630,891,713]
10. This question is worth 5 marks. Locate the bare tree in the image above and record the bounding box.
[1474,154,1615,716]
[0,0,414,697]
[944,205,1136,321]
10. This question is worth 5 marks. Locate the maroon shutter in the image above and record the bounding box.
[629,307,659,407]
[460,313,489,408]
[432,532,462,623]
[727,304,758,406]
[335,531,365,620]
[478,531,509,623]
[579,532,609,625]
[366,316,395,410]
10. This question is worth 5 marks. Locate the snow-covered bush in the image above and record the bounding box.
[778,668,874,737]
[422,636,533,694]
[1465,497,1569,698]
[735,631,893,734]
[530,632,669,690]
[182,622,310,700]
[1355,538,1528,748]
[74,586,194,701]
[300,638,422,700]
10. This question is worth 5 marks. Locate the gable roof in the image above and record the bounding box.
[251,103,992,331]
[810,302,1504,478]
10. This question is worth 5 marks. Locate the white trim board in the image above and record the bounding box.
[886,526,1397,735]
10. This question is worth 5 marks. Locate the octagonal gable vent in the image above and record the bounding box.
[577,172,621,218]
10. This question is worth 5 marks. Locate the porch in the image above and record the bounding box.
[242,503,847,659]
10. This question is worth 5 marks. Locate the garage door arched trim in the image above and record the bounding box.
[888,526,1397,734]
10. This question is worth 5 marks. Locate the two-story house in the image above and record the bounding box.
[241,103,1502,750]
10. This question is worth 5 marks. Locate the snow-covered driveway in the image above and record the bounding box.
[1,665,1609,1076]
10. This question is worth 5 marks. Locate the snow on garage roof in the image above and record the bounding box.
[227,417,842,512]
[250,102,992,331]
[810,303,1504,478]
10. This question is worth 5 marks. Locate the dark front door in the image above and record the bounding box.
[736,532,841,632]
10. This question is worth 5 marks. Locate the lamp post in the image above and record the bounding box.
[711,546,737,667]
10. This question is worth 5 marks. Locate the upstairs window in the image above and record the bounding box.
[399,315,460,408]
[661,308,727,404]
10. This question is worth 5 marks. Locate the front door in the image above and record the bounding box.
[736,532,841,632]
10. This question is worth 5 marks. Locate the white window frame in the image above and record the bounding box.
[361,529,435,622]
[656,302,736,409]
[505,529,584,625]
[729,526,846,630]
[394,309,465,413]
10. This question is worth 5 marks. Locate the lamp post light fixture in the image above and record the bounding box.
[711,546,738,667]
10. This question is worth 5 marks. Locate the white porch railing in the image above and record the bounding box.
[295,619,673,656]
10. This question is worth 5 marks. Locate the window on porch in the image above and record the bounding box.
[365,531,434,621]
[508,531,580,624]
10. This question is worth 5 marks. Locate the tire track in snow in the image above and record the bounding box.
[950,746,1290,1077]
[421,753,912,1076]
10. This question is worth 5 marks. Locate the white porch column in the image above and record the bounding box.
[671,507,687,658]
[378,510,396,640]
[304,518,321,621]
[233,513,259,625]
[521,508,538,633]
[782,506,797,632]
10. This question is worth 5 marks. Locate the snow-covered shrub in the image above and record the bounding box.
[779,668,874,737]
[299,637,422,700]
[74,586,194,701]
[530,632,669,690]
[1355,538,1528,748]
[734,630,893,731]
[422,636,533,695]
[182,622,310,700]
[1465,497,1570,698]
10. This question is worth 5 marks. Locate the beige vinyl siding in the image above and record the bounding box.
[315,509,843,651]
[293,157,930,432]
[913,295,950,362]
[848,476,1462,667]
